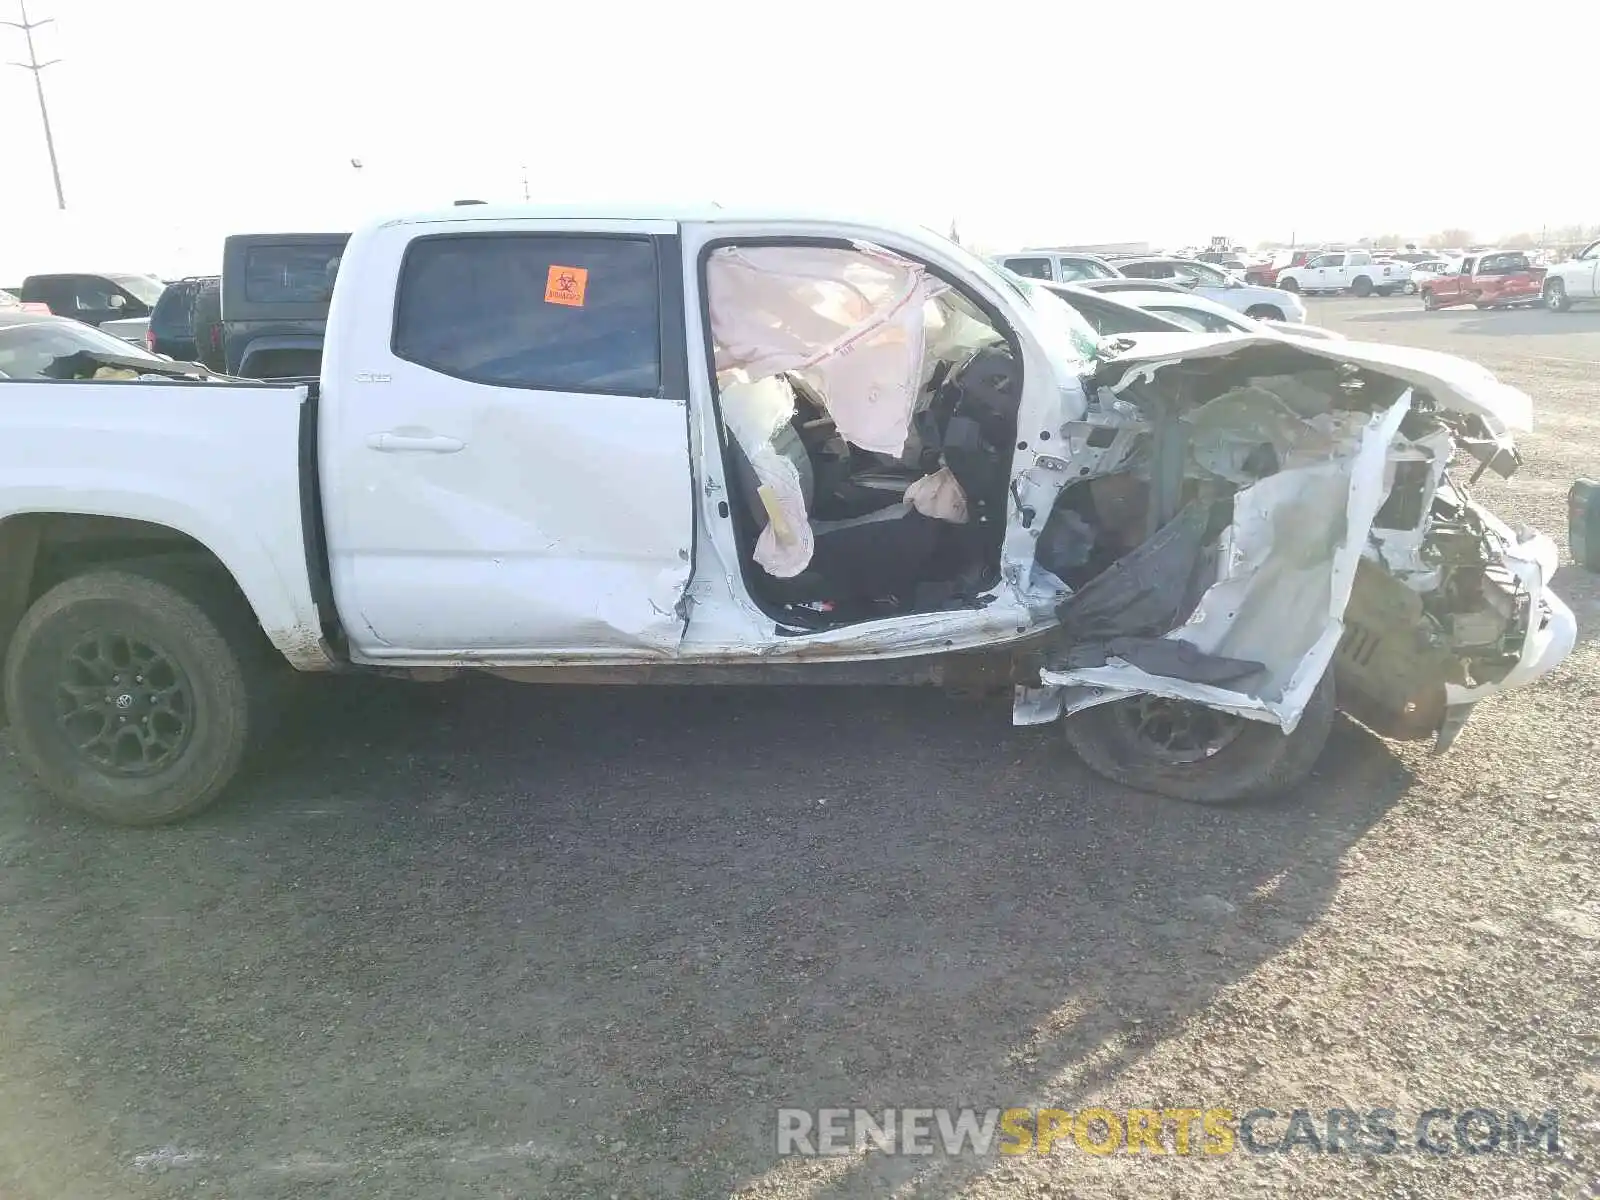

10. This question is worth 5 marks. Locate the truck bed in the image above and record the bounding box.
[0,377,329,667]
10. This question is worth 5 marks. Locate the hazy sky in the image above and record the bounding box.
[3,0,1597,277]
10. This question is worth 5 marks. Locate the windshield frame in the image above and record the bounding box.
[1003,275,1106,368]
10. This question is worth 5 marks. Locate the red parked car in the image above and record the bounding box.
[1420,251,1546,311]
[1245,249,1320,288]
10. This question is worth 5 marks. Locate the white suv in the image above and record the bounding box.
[1107,256,1307,323]
[993,251,1122,284]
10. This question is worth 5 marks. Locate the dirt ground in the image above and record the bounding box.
[0,297,1596,1199]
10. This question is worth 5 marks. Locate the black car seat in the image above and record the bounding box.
[724,405,943,607]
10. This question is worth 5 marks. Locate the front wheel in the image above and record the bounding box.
[1245,304,1285,321]
[1545,279,1570,312]
[1405,281,1418,295]
[1061,672,1335,805]
[1421,288,1437,311]
[3,569,277,825]
[1352,275,1374,297]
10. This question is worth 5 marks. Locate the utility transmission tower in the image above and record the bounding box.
[3,0,66,209]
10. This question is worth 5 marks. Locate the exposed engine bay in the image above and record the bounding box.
[702,242,1573,745]
[1023,328,1572,744]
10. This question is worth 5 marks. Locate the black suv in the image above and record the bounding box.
[219,233,349,377]
[144,276,218,360]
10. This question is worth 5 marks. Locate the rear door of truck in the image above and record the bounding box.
[318,216,695,660]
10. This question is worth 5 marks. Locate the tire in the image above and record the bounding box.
[1277,277,1301,294]
[1545,279,1570,312]
[1061,671,1335,805]
[1352,275,1374,297]
[1375,286,1394,297]
[1421,288,1437,311]
[3,568,278,825]
[1405,281,1418,295]
[1245,304,1285,321]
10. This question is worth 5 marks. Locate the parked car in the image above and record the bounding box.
[189,278,224,372]
[1101,256,1308,322]
[1275,251,1412,297]
[1016,279,1192,336]
[993,251,1123,283]
[0,205,1572,827]
[0,288,50,315]
[1027,280,1341,344]
[1083,288,1345,342]
[144,276,218,360]
[219,232,350,377]
[1404,259,1452,295]
[1420,251,1546,311]
[16,272,166,328]
[0,310,171,379]
[1539,238,1600,312]
[1243,249,1326,288]
[1075,278,1194,296]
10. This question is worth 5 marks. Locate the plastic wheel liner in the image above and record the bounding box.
[1015,332,1577,738]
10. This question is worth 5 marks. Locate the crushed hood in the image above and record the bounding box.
[1092,331,1532,434]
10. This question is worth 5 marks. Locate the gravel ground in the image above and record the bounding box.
[1,297,1596,1199]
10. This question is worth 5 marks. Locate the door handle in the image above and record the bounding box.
[366,432,465,453]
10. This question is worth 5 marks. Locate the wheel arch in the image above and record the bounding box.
[0,509,331,689]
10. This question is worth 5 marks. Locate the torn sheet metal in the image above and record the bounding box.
[1039,391,1413,733]
[706,243,949,456]
[1441,503,1576,707]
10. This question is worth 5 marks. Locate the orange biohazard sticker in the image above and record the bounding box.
[545,265,588,307]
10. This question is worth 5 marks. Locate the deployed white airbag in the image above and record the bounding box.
[707,244,949,456]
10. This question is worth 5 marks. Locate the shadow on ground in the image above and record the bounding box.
[0,679,1413,1199]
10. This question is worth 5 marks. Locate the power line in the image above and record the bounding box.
[2,0,65,209]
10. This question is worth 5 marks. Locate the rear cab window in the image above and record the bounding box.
[392,234,662,394]
[245,247,342,303]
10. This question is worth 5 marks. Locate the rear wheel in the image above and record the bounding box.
[3,568,278,825]
[1061,672,1335,805]
[1278,277,1301,294]
[1545,279,1570,312]
[1421,288,1437,311]
[1352,275,1374,297]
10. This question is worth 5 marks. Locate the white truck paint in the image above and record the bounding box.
[0,205,1576,825]
[1540,238,1600,311]
[1276,251,1412,297]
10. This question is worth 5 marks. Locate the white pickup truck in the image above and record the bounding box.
[1275,251,1412,297]
[1540,238,1600,311]
[0,206,1575,824]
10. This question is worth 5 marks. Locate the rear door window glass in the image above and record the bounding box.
[392,234,661,395]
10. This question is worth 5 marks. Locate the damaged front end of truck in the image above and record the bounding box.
[1010,329,1576,800]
